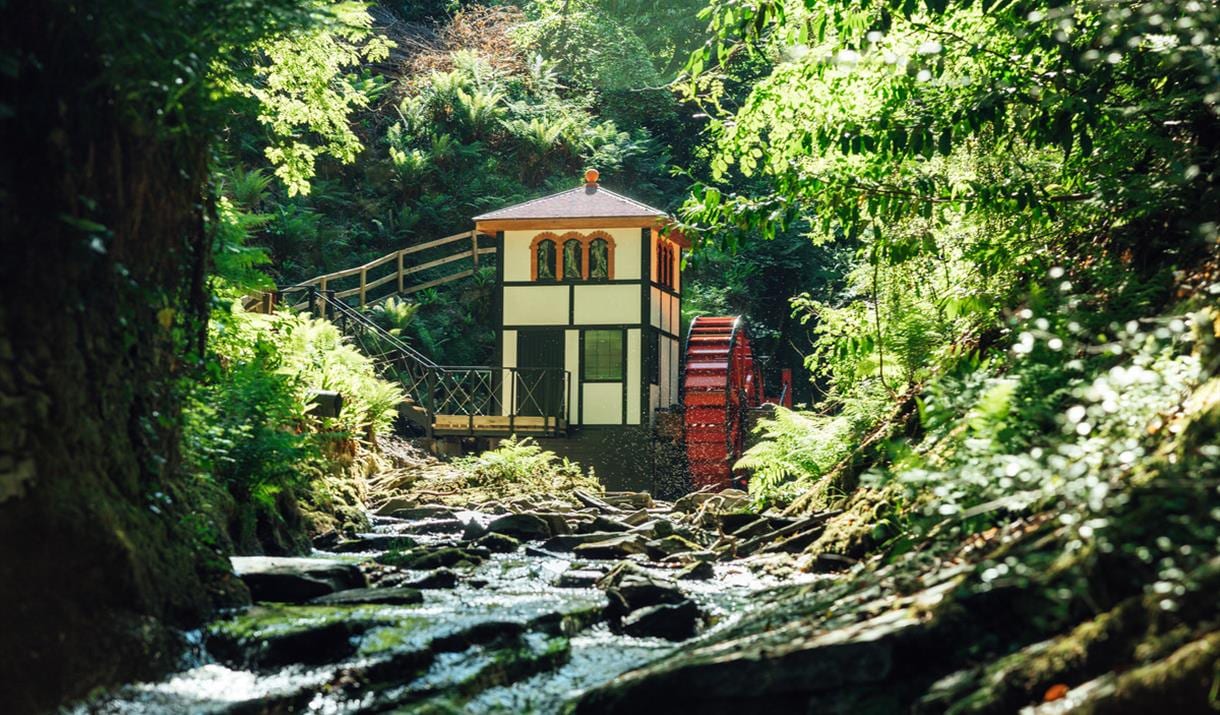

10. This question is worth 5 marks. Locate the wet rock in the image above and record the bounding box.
[208,618,363,670]
[310,586,424,606]
[486,513,553,540]
[646,535,703,560]
[581,515,632,533]
[535,512,574,536]
[574,608,921,713]
[621,600,701,641]
[462,518,489,541]
[676,561,715,580]
[671,490,716,514]
[573,534,650,560]
[311,531,341,550]
[392,504,456,520]
[557,569,604,588]
[674,488,748,515]
[573,489,621,513]
[541,531,629,552]
[737,513,832,556]
[599,563,687,621]
[389,516,465,535]
[603,491,654,510]
[663,550,719,564]
[330,534,418,553]
[621,509,652,527]
[399,568,459,589]
[374,496,416,516]
[231,556,365,603]
[376,547,486,570]
[718,512,762,534]
[474,531,521,553]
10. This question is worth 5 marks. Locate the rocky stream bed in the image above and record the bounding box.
[69,488,841,714]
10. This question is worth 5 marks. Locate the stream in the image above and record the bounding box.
[70,495,825,714]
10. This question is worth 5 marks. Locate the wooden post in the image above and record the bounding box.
[359,269,367,307]
[396,249,405,294]
[319,278,328,319]
[470,230,479,269]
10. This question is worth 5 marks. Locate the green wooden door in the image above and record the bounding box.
[515,330,565,418]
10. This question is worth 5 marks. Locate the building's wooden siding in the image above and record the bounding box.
[503,285,568,324]
[564,329,580,422]
[573,284,639,324]
[627,328,641,425]
[582,382,623,424]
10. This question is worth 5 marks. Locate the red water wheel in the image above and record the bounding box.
[682,316,764,491]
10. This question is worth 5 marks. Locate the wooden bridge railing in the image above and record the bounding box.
[246,229,496,314]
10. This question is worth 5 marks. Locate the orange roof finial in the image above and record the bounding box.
[584,168,600,186]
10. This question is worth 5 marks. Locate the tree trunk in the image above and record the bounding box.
[0,3,242,711]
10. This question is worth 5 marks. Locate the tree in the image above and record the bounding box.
[0,1,382,709]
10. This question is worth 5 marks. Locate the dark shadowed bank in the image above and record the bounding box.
[0,2,262,710]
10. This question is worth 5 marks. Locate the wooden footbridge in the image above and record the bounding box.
[250,230,570,439]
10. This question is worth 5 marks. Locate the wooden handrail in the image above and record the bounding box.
[253,229,494,314]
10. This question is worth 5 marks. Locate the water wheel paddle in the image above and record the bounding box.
[682,316,765,491]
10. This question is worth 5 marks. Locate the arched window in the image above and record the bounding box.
[656,238,675,289]
[589,238,610,279]
[534,238,557,281]
[563,239,583,280]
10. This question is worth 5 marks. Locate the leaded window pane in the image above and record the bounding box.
[536,239,556,281]
[590,239,609,279]
[564,239,583,279]
[583,330,623,381]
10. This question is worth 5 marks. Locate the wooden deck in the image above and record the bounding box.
[431,414,568,436]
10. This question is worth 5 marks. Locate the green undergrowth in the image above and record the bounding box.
[183,294,404,554]
[378,437,602,508]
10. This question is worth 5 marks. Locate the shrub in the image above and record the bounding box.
[451,436,600,497]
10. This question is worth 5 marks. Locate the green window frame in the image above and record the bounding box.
[582,329,623,382]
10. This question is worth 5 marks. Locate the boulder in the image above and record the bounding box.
[474,532,521,553]
[645,535,703,560]
[374,496,416,516]
[330,534,418,553]
[621,509,652,527]
[541,532,630,552]
[310,586,423,606]
[621,600,701,641]
[557,569,604,588]
[393,568,458,590]
[462,518,489,541]
[207,619,362,671]
[376,547,486,570]
[573,489,621,513]
[486,513,553,540]
[602,492,654,510]
[718,512,762,534]
[671,490,716,514]
[599,563,687,620]
[231,556,365,603]
[535,513,574,536]
[581,515,632,534]
[390,517,465,535]
[663,550,719,565]
[573,534,650,560]
[676,561,715,580]
[385,504,455,520]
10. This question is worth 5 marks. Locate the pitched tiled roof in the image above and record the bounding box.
[473,185,666,221]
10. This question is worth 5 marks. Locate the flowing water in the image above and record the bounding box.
[70,511,819,714]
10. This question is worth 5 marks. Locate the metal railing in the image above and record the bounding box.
[284,287,569,433]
